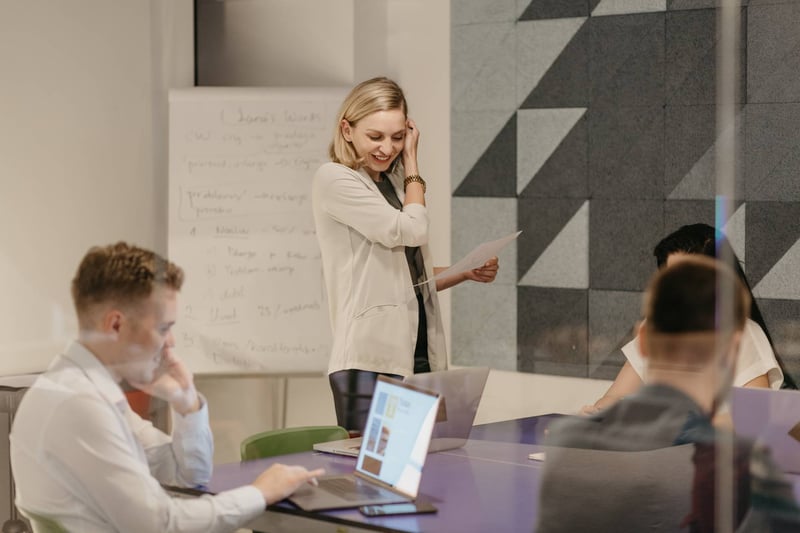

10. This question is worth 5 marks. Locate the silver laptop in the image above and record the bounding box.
[289,376,440,511]
[314,367,490,457]
[731,386,800,473]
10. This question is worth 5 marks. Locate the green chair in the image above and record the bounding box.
[240,425,349,461]
[18,508,68,533]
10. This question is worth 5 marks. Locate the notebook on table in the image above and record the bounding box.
[288,375,440,511]
[314,367,490,457]
[731,386,800,473]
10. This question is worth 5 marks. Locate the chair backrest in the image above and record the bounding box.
[536,444,694,533]
[18,509,67,533]
[240,425,349,461]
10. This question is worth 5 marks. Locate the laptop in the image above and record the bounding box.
[314,367,490,457]
[731,386,800,474]
[289,375,440,511]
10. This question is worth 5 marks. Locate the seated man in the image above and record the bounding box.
[538,256,799,533]
[10,242,324,532]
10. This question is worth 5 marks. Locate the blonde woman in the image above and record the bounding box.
[312,77,498,432]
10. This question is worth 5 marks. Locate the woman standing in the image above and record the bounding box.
[312,77,498,432]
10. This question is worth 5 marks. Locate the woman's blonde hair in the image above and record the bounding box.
[329,77,408,169]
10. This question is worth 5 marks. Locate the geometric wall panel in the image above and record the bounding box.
[517,108,586,194]
[748,2,800,104]
[519,111,588,198]
[745,103,800,202]
[592,0,666,17]
[453,1,800,385]
[518,198,586,280]
[520,19,590,108]
[589,106,664,200]
[516,17,588,108]
[519,201,589,289]
[453,113,517,197]
[452,22,516,111]
[519,0,595,20]
[666,8,746,106]
[588,289,643,379]
[453,0,516,25]
[518,287,588,377]
[590,199,664,291]
[753,239,800,300]
[452,109,516,192]
[745,202,800,289]
[589,13,665,106]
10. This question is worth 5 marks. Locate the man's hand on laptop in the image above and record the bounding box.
[253,464,326,505]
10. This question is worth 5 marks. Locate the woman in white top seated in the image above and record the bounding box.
[586,223,794,415]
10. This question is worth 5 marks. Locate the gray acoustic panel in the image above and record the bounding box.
[665,104,744,200]
[748,2,800,103]
[452,284,518,370]
[668,0,751,9]
[588,290,643,380]
[588,106,665,200]
[518,198,586,280]
[518,287,588,377]
[519,19,590,109]
[589,13,666,107]
[452,0,517,25]
[519,0,591,20]
[452,110,516,193]
[451,0,800,381]
[745,202,800,287]
[453,113,517,197]
[664,200,716,236]
[590,199,665,291]
[452,22,517,112]
[745,103,800,201]
[666,8,746,105]
[519,111,588,198]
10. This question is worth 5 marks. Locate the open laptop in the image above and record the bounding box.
[289,375,440,511]
[731,386,800,474]
[314,367,490,457]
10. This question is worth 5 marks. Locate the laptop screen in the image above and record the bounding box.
[355,377,440,497]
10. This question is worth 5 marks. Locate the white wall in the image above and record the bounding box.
[1,0,612,465]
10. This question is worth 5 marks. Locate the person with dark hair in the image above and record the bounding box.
[585,223,790,415]
[538,257,800,533]
[312,77,498,433]
[10,242,323,532]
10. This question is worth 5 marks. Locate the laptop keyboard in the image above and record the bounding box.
[318,477,382,500]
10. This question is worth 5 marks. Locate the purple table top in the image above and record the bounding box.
[209,414,800,532]
[210,420,551,533]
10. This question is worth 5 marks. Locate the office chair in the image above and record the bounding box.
[536,444,694,533]
[240,425,349,461]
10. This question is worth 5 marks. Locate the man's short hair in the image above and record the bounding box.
[71,242,184,323]
[645,255,749,335]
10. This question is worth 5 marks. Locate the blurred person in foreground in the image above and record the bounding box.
[539,255,800,533]
[10,242,323,533]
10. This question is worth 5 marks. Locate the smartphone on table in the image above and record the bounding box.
[359,502,438,517]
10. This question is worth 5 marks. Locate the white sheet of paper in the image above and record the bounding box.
[419,230,521,286]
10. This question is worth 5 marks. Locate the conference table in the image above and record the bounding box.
[208,414,800,533]
[209,415,560,533]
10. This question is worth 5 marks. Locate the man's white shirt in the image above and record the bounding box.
[10,341,265,533]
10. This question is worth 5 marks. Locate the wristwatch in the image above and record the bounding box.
[403,174,426,194]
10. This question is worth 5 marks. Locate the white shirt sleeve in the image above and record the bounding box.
[315,163,429,248]
[45,394,265,533]
[125,395,214,488]
[732,319,783,389]
[621,337,646,380]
